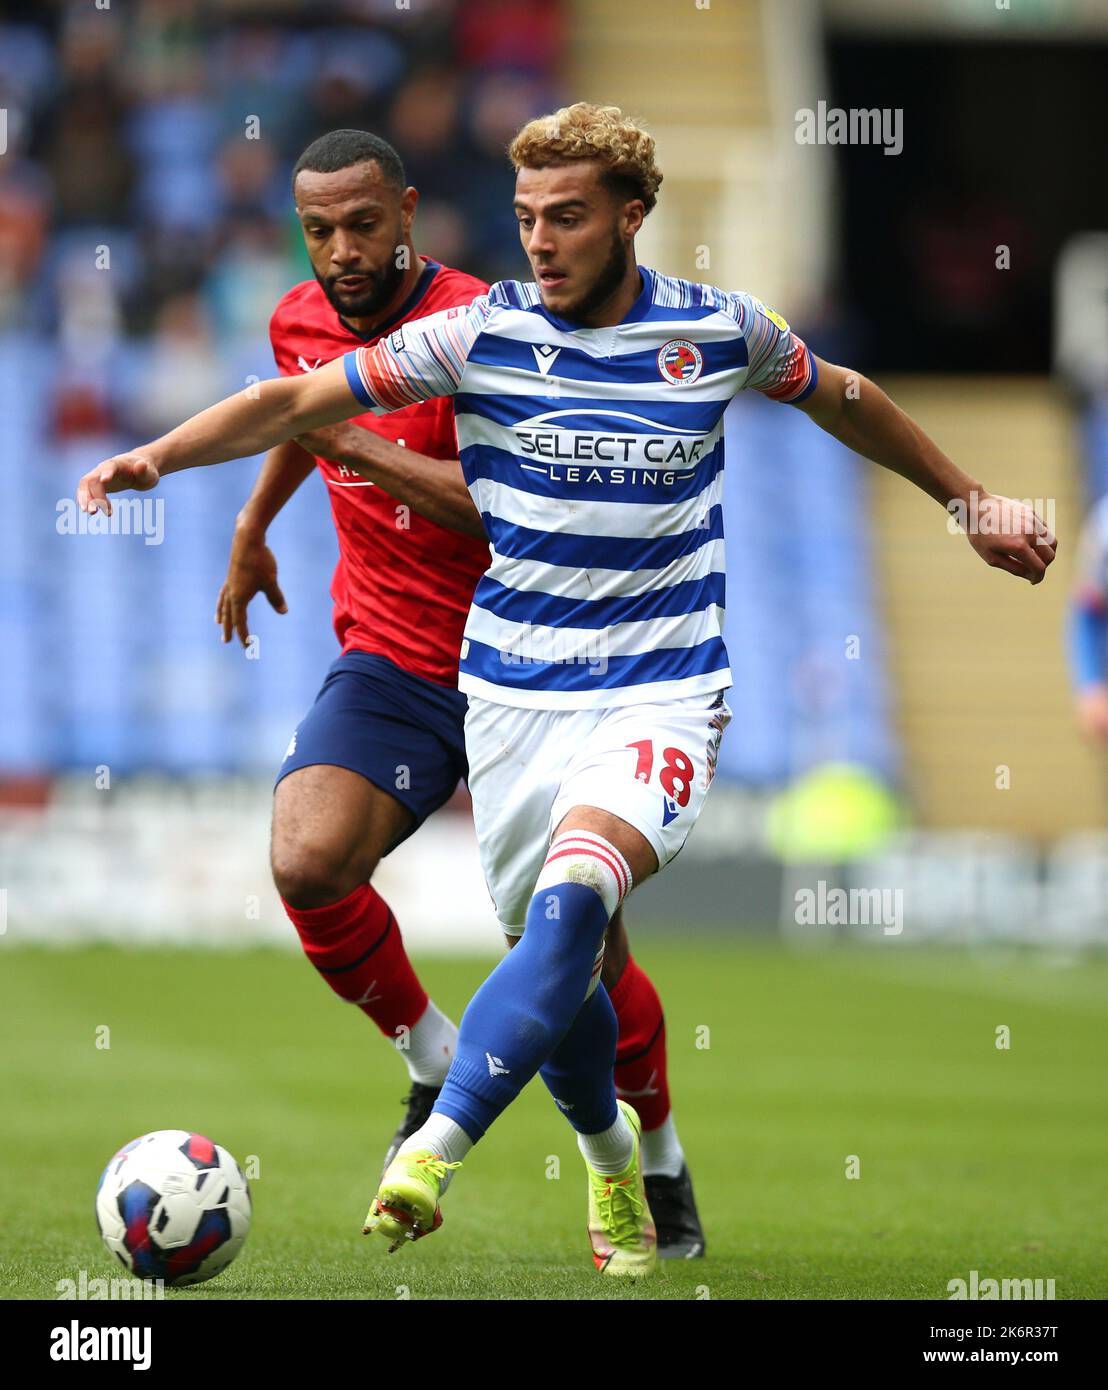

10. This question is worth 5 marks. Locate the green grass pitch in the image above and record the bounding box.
[1,940,1105,1300]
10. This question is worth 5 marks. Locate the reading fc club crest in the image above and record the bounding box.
[657,338,704,385]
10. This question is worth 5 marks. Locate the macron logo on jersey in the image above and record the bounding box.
[531,342,562,375]
[297,355,322,373]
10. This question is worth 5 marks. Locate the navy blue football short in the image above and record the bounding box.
[275,651,469,851]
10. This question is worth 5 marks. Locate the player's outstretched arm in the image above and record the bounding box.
[293,423,485,540]
[215,441,316,647]
[76,358,360,517]
[794,358,1057,584]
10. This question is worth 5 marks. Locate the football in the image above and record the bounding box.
[95,1130,251,1287]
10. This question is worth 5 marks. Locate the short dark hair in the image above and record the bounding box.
[292,130,406,192]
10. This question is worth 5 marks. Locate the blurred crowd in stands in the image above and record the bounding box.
[0,0,898,798]
[0,0,562,439]
[0,0,569,779]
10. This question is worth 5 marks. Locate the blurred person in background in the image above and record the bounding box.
[1069,496,1108,741]
[135,293,224,439]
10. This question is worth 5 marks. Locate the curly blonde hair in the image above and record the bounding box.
[508,102,662,215]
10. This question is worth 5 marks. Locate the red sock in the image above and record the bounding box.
[609,954,671,1132]
[282,882,429,1040]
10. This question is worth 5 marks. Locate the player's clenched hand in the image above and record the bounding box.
[215,526,287,647]
[77,453,161,516]
[960,493,1058,584]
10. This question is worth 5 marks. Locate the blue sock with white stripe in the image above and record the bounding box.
[432,881,611,1140]
[428,831,632,1144]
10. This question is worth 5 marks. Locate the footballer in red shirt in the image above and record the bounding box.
[213,131,705,1256]
[268,261,489,685]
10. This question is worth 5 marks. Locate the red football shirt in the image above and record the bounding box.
[269,258,491,686]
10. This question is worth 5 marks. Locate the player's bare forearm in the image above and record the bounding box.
[77,358,359,515]
[797,359,981,509]
[217,444,304,645]
[295,422,486,540]
[214,441,311,646]
[795,357,1057,583]
[151,362,357,477]
[235,441,317,537]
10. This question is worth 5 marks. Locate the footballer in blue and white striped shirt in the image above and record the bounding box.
[79,102,1057,1276]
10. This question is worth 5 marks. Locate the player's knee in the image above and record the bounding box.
[271,840,377,910]
[533,830,632,924]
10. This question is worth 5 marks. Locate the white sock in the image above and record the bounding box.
[577,1109,635,1175]
[640,1113,685,1179]
[397,999,457,1085]
[398,1113,473,1193]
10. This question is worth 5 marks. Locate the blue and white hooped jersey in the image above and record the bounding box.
[343,267,817,710]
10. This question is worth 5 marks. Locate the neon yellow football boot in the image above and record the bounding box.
[585,1099,658,1276]
[363,1149,461,1253]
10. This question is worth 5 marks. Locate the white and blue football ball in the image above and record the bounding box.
[95,1130,251,1287]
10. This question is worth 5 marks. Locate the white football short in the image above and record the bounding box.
[464,689,732,933]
